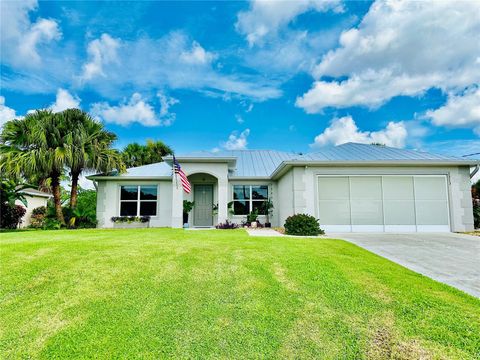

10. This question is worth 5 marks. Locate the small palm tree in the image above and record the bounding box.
[0,110,70,224]
[59,109,125,208]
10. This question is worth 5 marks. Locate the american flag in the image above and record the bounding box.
[173,156,191,193]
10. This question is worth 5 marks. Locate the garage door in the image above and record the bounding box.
[317,176,450,232]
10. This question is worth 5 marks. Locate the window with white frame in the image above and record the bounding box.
[120,185,158,216]
[232,185,268,215]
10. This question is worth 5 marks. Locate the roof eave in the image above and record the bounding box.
[86,175,172,181]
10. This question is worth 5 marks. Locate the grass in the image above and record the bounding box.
[1,229,479,359]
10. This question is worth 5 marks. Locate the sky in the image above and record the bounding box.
[1,0,479,159]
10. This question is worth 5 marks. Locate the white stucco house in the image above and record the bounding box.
[15,188,52,228]
[88,143,478,232]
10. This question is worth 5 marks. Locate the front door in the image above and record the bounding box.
[194,184,213,226]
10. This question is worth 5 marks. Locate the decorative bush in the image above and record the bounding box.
[247,209,259,223]
[0,204,26,229]
[111,216,150,223]
[215,220,239,229]
[284,214,324,236]
[30,206,47,228]
[43,218,62,230]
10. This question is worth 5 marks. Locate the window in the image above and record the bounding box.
[232,185,268,215]
[120,185,157,216]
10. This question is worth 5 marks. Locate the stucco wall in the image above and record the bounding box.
[16,196,49,228]
[277,169,294,226]
[287,165,474,232]
[96,180,172,228]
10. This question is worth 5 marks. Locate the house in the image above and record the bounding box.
[88,143,478,232]
[16,188,52,228]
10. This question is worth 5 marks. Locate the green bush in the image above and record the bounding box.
[284,214,324,236]
[30,206,47,228]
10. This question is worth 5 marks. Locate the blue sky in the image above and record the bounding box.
[1,0,479,157]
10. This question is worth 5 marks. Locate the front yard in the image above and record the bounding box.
[1,229,479,359]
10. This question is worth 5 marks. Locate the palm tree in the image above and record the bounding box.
[59,109,124,208]
[0,110,70,224]
[121,140,173,167]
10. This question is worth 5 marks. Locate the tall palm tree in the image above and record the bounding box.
[0,110,70,224]
[59,109,124,208]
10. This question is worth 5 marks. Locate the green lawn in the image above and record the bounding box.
[1,229,479,359]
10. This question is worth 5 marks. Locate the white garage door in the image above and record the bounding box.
[317,175,450,232]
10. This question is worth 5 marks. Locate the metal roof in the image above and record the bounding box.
[88,143,477,180]
[299,143,468,162]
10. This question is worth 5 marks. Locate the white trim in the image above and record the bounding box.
[416,225,451,232]
[118,184,159,217]
[384,225,417,233]
[231,184,269,216]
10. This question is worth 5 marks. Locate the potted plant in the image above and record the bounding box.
[183,200,194,228]
[247,209,259,228]
[262,199,274,228]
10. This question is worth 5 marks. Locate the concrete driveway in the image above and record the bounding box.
[328,232,480,298]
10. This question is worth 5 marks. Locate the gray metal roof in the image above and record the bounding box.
[89,143,476,180]
[299,143,468,162]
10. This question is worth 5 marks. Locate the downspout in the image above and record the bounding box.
[470,165,479,179]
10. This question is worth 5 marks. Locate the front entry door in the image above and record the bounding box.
[194,184,213,226]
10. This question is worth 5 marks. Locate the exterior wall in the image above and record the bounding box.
[277,169,294,226]
[96,180,172,228]
[288,165,474,232]
[227,180,279,226]
[16,196,49,228]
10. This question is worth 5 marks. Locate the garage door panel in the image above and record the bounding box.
[415,200,449,225]
[414,177,447,200]
[318,200,350,225]
[384,200,415,225]
[318,177,349,200]
[351,200,383,225]
[383,177,414,200]
[350,177,382,199]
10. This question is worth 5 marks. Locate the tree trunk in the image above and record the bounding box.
[70,170,80,209]
[51,172,65,225]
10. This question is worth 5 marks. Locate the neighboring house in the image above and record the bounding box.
[15,188,52,228]
[88,143,478,232]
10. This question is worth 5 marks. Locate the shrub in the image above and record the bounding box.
[30,206,47,228]
[215,220,239,229]
[43,218,62,230]
[0,203,26,229]
[247,209,259,223]
[284,214,324,236]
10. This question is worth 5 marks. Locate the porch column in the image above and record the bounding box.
[171,181,183,228]
[217,177,228,224]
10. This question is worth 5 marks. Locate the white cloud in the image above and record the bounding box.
[310,116,407,148]
[235,114,244,124]
[80,34,120,81]
[90,93,177,127]
[236,0,343,46]
[297,0,480,112]
[50,88,81,112]
[425,88,480,134]
[157,92,180,126]
[180,41,216,65]
[1,0,61,66]
[78,31,281,101]
[0,97,19,128]
[222,129,250,150]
